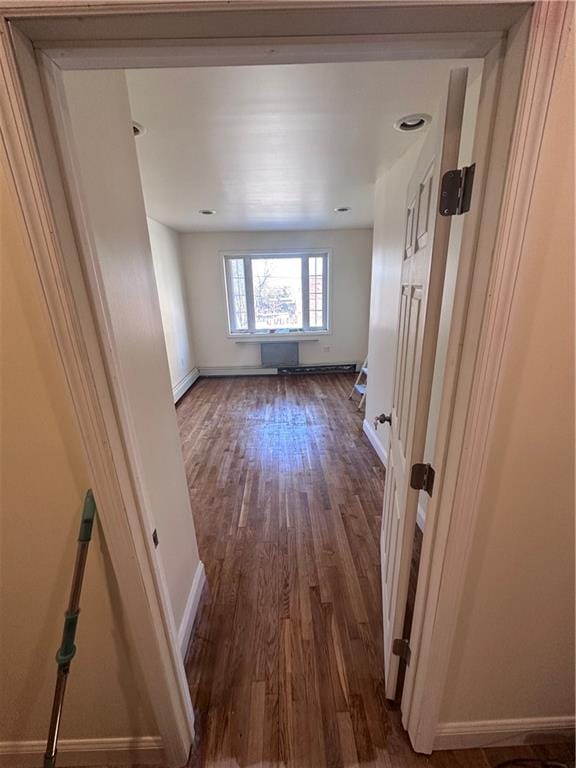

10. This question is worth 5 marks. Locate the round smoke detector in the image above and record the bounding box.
[394,114,431,133]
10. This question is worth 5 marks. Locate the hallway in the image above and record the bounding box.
[177,374,572,768]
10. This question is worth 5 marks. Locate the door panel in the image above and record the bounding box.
[381,68,469,698]
[416,163,434,251]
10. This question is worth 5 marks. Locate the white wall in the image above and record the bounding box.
[438,26,574,728]
[0,156,158,747]
[180,229,372,370]
[62,69,201,632]
[148,217,198,401]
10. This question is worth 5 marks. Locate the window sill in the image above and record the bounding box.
[229,330,331,342]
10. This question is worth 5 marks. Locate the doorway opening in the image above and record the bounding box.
[7,2,551,760]
[53,56,482,763]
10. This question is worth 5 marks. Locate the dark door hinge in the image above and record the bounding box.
[410,463,435,497]
[392,638,411,664]
[152,528,159,548]
[439,163,475,216]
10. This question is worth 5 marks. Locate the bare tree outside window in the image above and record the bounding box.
[252,258,303,330]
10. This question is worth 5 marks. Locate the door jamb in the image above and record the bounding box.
[402,1,572,751]
[0,0,570,759]
[1,27,196,768]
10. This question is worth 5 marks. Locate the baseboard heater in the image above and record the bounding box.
[278,363,356,375]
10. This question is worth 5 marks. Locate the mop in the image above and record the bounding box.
[43,490,96,768]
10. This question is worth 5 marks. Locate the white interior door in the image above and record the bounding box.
[381,68,469,698]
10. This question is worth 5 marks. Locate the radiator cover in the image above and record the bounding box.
[260,341,299,367]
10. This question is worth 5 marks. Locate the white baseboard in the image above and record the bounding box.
[197,364,362,377]
[0,736,163,767]
[434,715,576,750]
[198,366,277,377]
[362,418,388,466]
[178,560,207,659]
[172,367,200,402]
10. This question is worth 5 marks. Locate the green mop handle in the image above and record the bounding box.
[44,491,96,768]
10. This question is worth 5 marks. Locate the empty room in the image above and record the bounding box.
[130,60,447,764]
[56,54,488,763]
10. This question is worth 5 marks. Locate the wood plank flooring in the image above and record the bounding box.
[177,374,573,768]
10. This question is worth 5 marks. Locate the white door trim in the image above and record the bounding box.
[401,0,573,753]
[27,33,504,71]
[0,0,568,759]
[0,26,196,768]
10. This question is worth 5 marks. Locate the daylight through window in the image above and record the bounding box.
[224,252,329,334]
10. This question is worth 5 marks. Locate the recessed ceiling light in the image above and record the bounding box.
[132,121,146,137]
[199,209,216,215]
[335,206,351,213]
[394,113,431,132]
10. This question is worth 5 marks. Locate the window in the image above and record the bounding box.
[224,251,329,335]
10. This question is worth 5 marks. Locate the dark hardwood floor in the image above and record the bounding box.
[177,374,573,768]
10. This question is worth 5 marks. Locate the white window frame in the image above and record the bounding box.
[223,249,330,336]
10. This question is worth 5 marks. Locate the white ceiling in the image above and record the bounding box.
[126,59,481,232]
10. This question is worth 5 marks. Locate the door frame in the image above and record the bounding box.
[400,4,572,750]
[0,1,569,760]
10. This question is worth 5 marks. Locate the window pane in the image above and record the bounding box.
[252,257,302,330]
[228,258,248,330]
[308,256,324,328]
